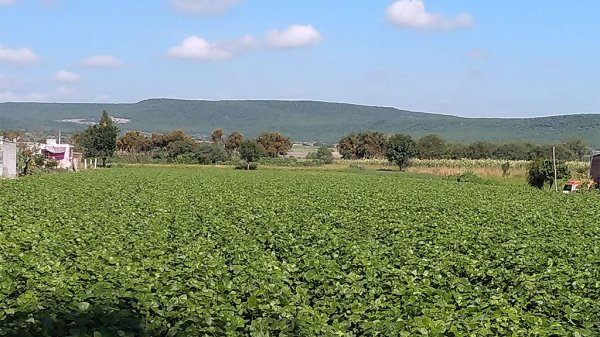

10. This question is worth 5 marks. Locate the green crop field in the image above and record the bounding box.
[1,168,598,336]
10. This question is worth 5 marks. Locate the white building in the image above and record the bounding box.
[0,140,17,179]
[40,139,73,169]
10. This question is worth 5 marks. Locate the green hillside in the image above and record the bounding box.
[1,99,599,146]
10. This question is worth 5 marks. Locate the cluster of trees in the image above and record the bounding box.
[338,132,590,162]
[71,111,333,170]
[115,126,295,169]
[336,132,420,170]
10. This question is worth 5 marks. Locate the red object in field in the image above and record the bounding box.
[42,146,67,160]
[563,179,596,193]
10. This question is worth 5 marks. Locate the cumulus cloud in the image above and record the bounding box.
[386,0,473,31]
[82,55,124,67]
[0,44,41,64]
[53,70,81,83]
[171,0,241,14]
[168,25,322,61]
[266,25,323,49]
[168,35,257,60]
[168,36,233,60]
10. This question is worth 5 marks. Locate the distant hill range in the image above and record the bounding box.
[1,99,599,146]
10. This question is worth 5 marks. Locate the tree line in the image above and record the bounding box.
[70,111,331,169]
[337,132,589,162]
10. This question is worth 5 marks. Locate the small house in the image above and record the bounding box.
[40,139,73,169]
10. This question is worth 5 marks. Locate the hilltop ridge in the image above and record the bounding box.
[1,99,599,145]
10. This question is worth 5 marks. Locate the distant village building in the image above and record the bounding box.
[39,139,73,169]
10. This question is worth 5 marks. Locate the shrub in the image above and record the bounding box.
[173,153,197,164]
[196,143,230,165]
[501,161,510,177]
[234,159,258,170]
[45,160,59,169]
[316,146,334,164]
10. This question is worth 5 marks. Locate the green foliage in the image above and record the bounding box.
[417,134,446,159]
[234,160,258,170]
[238,140,265,169]
[385,134,417,170]
[0,168,598,335]
[305,151,318,160]
[527,158,571,189]
[75,110,119,166]
[258,157,324,167]
[195,143,230,165]
[44,160,59,169]
[173,153,198,164]
[16,144,36,176]
[316,146,334,164]
[451,172,495,185]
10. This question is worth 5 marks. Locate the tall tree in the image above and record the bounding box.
[238,140,265,170]
[256,132,292,158]
[337,133,358,159]
[117,131,150,153]
[211,128,224,144]
[563,139,588,161]
[76,110,119,166]
[385,134,417,171]
[465,141,495,159]
[356,132,387,159]
[224,132,243,155]
[417,134,446,159]
[195,143,230,165]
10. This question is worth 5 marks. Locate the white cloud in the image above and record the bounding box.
[53,70,81,83]
[168,36,232,60]
[168,25,322,61]
[266,25,323,49]
[82,55,124,67]
[0,0,16,5]
[171,0,241,14]
[0,44,41,64]
[386,0,473,31]
[168,34,257,60]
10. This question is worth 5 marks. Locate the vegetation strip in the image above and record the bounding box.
[1,167,598,336]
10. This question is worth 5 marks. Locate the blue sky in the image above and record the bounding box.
[0,0,598,117]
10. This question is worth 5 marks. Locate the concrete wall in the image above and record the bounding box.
[1,142,17,179]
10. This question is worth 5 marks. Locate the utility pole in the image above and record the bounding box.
[552,146,558,192]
